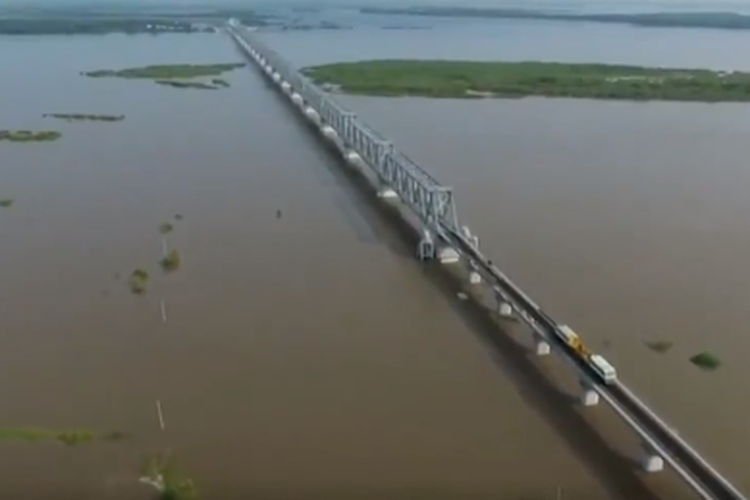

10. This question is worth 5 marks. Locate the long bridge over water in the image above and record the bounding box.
[226,20,745,500]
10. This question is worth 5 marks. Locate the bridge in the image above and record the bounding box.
[226,20,745,500]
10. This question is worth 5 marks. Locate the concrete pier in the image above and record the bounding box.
[437,246,460,264]
[640,444,665,473]
[320,125,338,140]
[534,334,551,356]
[291,92,304,105]
[580,381,600,407]
[417,230,436,261]
[377,188,398,199]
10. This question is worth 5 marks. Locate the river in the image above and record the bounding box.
[0,15,748,500]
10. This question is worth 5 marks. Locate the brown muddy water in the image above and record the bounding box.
[1,18,749,500]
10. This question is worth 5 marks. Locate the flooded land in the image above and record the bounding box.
[2,11,750,500]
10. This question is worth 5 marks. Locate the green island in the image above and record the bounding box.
[0,199,14,208]
[302,60,750,102]
[161,249,181,272]
[83,63,244,80]
[360,7,750,31]
[83,63,243,91]
[0,427,125,446]
[0,130,62,142]
[43,113,124,122]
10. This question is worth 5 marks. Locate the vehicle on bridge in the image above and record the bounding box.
[556,325,617,384]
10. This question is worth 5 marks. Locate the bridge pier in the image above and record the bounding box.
[417,230,436,261]
[533,333,551,356]
[320,124,338,141]
[291,92,304,106]
[437,246,460,264]
[304,106,320,122]
[579,381,600,407]
[281,81,291,92]
[272,71,281,82]
[640,443,665,473]
[344,149,363,165]
[377,187,398,199]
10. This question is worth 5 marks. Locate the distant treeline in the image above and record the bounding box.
[360,7,750,31]
[0,8,270,35]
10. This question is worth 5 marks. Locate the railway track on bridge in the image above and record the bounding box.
[227,21,746,500]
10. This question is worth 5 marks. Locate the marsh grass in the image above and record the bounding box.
[142,452,199,500]
[160,250,181,272]
[130,268,150,294]
[0,428,126,446]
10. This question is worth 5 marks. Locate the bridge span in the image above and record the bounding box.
[227,20,745,500]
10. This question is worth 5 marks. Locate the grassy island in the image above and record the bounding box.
[302,60,750,102]
[83,63,244,80]
[43,113,124,122]
[0,130,61,142]
[0,199,14,208]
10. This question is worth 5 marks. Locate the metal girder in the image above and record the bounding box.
[231,25,461,235]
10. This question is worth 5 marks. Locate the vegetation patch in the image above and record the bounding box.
[83,63,244,80]
[154,80,218,90]
[130,268,150,294]
[43,113,124,122]
[141,452,198,500]
[302,60,750,102]
[0,427,126,446]
[159,222,174,234]
[689,351,722,371]
[644,340,674,353]
[0,198,14,208]
[211,78,230,87]
[0,130,61,142]
[160,250,181,272]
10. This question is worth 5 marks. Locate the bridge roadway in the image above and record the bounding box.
[226,21,745,500]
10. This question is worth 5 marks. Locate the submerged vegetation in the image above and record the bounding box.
[161,250,181,272]
[0,428,125,446]
[43,113,124,122]
[211,78,230,88]
[130,268,150,294]
[141,452,198,500]
[645,340,674,354]
[690,351,722,371]
[303,60,750,102]
[0,130,61,142]
[83,63,244,80]
[0,198,14,208]
[160,222,174,234]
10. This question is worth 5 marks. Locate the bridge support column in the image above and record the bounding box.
[498,301,513,317]
[417,230,436,261]
[640,443,664,473]
[345,150,363,166]
[272,71,281,82]
[579,381,599,407]
[320,124,338,141]
[304,106,320,122]
[437,246,460,264]
[533,333,550,356]
[377,188,398,199]
[291,92,304,105]
[281,81,291,92]
[469,271,482,284]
